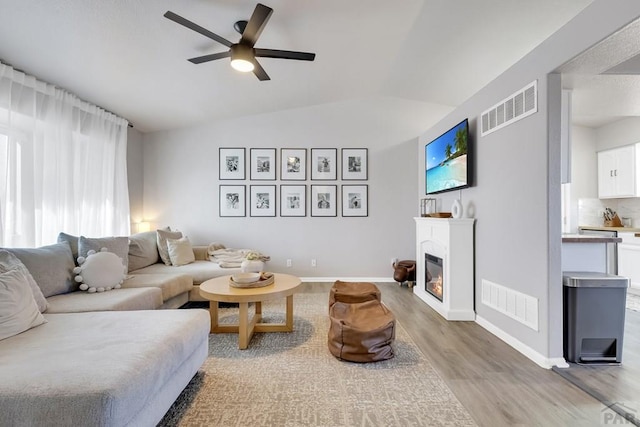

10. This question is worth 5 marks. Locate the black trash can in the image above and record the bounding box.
[563,272,628,364]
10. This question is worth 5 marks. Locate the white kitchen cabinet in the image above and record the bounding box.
[597,144,640,198]
[617,232,640,288]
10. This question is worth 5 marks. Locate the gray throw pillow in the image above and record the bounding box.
[5,242,76,297]
[128,230,161,272]
[156,229,183,266]
[0,250,48,313]
[57,232,79,261]
[79,236,129,271]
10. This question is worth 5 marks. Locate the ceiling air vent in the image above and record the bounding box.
[481,80,537,137]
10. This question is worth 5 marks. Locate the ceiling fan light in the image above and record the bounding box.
[230,44,255,73]
[231,58,254,72]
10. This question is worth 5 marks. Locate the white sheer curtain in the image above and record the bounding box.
[0,62,130,247]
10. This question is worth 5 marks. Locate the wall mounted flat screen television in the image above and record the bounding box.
[425,118,471,195]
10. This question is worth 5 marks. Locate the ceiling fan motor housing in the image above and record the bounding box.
[230,44,255,71]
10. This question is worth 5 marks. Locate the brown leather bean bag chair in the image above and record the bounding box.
[328,299,396,362]
[328,280,381,310]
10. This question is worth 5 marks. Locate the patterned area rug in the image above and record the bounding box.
[627,291,640,312]
[159,294,477,426]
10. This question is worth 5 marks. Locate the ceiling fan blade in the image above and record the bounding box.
[240,3,273,47]
[188,51,231,64]
[164,11,233,48]
[255,48,316,61]
[251,59,270,81]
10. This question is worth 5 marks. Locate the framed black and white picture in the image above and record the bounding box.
[311,148,337,180]
[311,185,337,217]
[280,185,306,217]
[342,185,368,217]
[219,148,245,180]
[342,148,368,180]
[250,148,276,180]
[250,185,276,217]
[280,148,307,181]
[219,185,246,217]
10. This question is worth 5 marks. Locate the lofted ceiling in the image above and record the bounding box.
[0,0,594,133]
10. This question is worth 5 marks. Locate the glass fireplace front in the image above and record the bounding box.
[425,252,443,302]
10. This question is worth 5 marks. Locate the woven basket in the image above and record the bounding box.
[229,274,274,288]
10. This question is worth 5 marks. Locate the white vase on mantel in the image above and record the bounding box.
[241,260,265,273]
[451,199,463,219]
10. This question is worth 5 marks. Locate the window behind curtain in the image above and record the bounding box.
[0,63,130,247]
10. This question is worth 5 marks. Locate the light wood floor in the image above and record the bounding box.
[301,282,609,426]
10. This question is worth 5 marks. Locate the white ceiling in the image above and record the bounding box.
[558,17,640,128]
[0,0,595,133]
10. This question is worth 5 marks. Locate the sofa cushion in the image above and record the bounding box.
[0,250,48,313]
[6,242,76,297]
[123,273,192,302]
[130,259,235,285]
[0,269,47,340]
[45,287,163,313]
[157,229,183,266]
[167,236,196,266]
[79,235,129,271]
[0,309,209,426]
[128,230,161,271]
[57,232,80,261]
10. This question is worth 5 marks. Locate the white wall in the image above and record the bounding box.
[141,97,452,278]
[569,125,598,231]
[418,0,640,365]
[127,127,144,226]
[596,117,640,151]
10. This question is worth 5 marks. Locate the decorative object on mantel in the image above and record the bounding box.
[427,212,452,218]
[420,198,436,217]
[451,199,463,219]
[603,207,623,227]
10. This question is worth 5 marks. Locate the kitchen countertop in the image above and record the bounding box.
[579,225,640,233]
[562,234,622,243]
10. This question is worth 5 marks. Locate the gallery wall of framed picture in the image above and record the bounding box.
[218,147,368,217]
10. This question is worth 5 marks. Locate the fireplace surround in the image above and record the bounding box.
[414,217,475,320]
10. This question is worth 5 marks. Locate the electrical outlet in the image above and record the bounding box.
[311,259,317,267]
[286,259,292,267]
[391,257,398,266]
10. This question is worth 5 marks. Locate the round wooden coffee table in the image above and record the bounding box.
[199,273,302,349]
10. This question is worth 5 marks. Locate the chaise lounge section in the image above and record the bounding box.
[0,309,210,426]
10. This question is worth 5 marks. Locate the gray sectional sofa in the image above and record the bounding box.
[0,230,243,426]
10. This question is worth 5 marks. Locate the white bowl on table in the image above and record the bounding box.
[231,273,261,284]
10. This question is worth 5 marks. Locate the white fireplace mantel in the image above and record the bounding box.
[414,217,475,321]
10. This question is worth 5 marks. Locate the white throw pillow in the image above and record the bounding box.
[74,249,126,293]
[166,236,196,266]
[157,229,183,266]
[0,269,47,341]
[0,250,48,313]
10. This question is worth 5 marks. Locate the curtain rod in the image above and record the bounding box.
[1,58,133,128]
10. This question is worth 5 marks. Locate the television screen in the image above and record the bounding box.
[425,118,470,195]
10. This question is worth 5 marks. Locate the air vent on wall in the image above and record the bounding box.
[481,80,537,137]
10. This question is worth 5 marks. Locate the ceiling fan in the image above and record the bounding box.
[164,3,316,81]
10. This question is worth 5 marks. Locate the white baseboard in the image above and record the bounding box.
[475,315,568,369]
[300,277,396,283]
